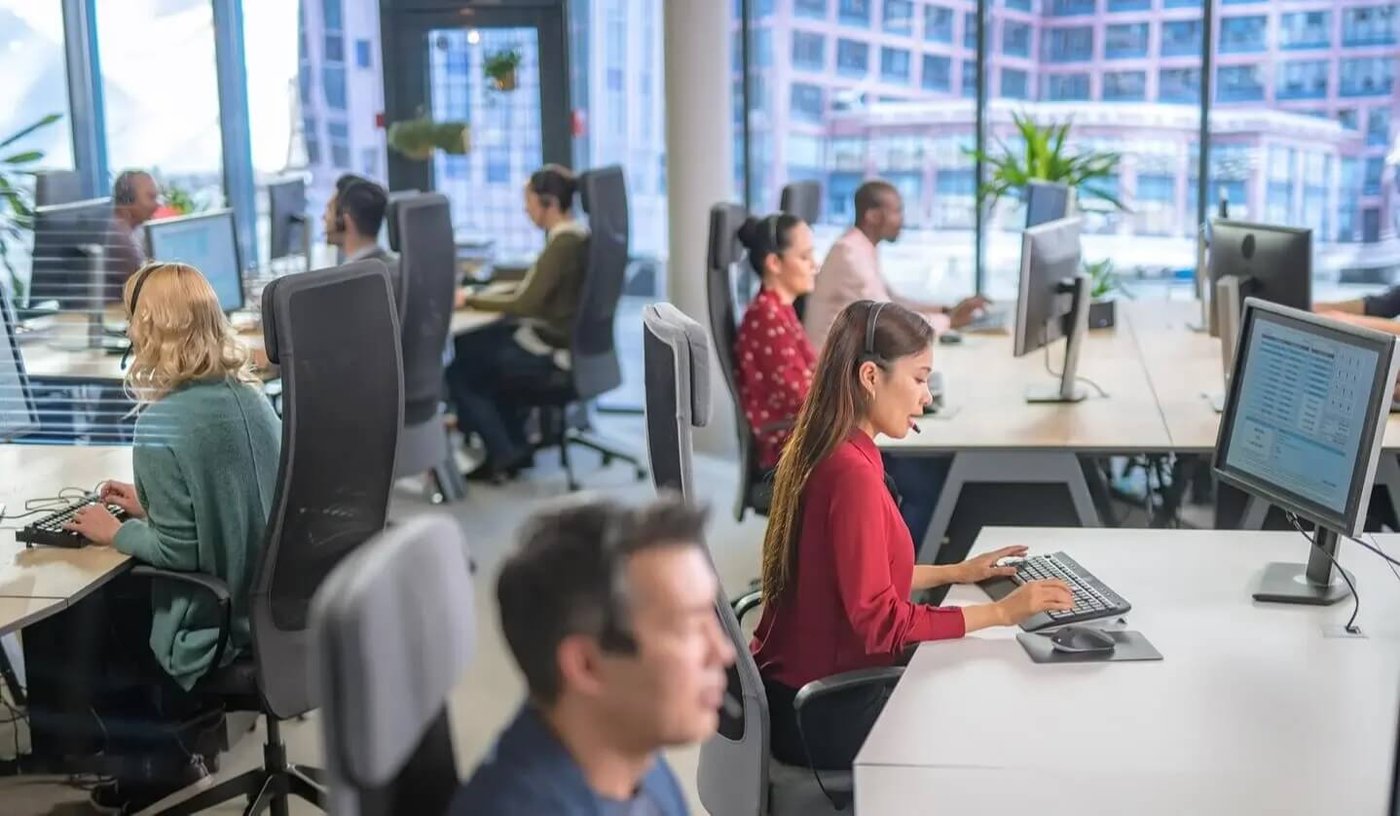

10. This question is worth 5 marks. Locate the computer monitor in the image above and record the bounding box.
[1207,219,1311,337]
[1013,216,1089,403]
[0,286,38,442]
[1025,181,1070,229]
[1213,298,1400,605]
[34,170,83,207]
[267,176,308,261]
[779,180,821,225]
[144,210,244,313]
[28,197,121,312]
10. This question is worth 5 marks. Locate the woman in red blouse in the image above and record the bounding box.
[750,300,1074,771]
[734,213,818,471]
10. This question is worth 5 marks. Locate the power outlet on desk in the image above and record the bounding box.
[1322,625,1367,640]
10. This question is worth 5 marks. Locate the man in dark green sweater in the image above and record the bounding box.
[447,165,589,482]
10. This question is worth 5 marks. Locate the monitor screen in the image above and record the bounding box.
[1215,301,1396,535]
[145,211,244,312]
[0,288,38,442]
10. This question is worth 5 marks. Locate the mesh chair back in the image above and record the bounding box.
[394,193,457,425]
[311,514,473,816]
[571,166,629,399]
[255,259,403,718]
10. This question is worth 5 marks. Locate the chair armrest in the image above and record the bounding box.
[128,566,234,674]
[732,589,763,624]
[793,666,905,715]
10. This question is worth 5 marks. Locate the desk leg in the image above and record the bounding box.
[919,451,1101,563]
[1240,496,1270,530]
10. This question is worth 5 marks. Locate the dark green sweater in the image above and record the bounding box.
[465,221,589,349]
[113,379,281,691]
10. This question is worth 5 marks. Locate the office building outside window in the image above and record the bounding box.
[925,5,954,43]
[883,0,914,34]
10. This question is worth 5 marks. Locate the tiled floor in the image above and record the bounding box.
[0,416,765,815]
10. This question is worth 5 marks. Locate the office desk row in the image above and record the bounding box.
[881,299,1400,558]
[20,308,501,383]
[855,526,1400,814]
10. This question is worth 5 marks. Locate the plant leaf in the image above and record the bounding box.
[0,113,62,151]
[2,151,43,165]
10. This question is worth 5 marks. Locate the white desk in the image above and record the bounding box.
[854,526,1400,815]
[0,445,134,633]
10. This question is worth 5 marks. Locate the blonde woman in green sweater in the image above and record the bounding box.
[448,164,589,482]
[66,261,281,813]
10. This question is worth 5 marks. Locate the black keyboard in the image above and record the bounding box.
[16,496,128,549]
[979,551,1131,632]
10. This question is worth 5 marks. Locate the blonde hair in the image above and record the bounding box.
[122,262,257,405]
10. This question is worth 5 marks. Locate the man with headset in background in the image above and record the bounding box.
[322,174,401,305]
[109,169,161,282]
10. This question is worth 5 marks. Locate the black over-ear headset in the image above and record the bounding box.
[120,263,157,370]
[860,300,887,369]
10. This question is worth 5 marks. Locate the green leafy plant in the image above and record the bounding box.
[484,48,522,91]
[965,111,1127,213]
[0,112,63,303]
[162,179,199,215]
[387,118,471,161]
[1083,258,1132,301]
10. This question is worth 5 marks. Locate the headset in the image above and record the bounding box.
[860,300,887,369]
[120,263,157,370]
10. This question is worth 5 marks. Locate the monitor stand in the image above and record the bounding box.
[1026,276,1090,404]
[1253,528,1352,606]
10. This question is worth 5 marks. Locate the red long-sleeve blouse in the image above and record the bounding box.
[735,287,818,470]
[750,430,967,689]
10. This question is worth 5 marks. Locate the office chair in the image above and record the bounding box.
[310,514,473,816]
[778,180,821,322]
[705,203,776,521]
[153,259,404,815]
[641,303,897,814]
[503,165,646,491]
[389,193,467,503]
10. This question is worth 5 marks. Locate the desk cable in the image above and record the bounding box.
[1286,513,1360,635]
[1361,533,1400,584]
[1043,344,1109,399]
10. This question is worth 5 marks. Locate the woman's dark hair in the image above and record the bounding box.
[736,213,803,281]
[760,300,933,602]
[529,164,579,213]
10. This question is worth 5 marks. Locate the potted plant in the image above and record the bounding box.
[484,48,522,92]
[0,112,63,305]
[965,111,1127,223]
[1083,258,1132,329]
[387,118,471,161]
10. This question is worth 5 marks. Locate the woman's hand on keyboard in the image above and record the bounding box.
[64,505,122,547]
[956,545,1029,583]
[995,580,1074,626]
[99,481,145,520]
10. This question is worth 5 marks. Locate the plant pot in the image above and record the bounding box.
[491,70,518,92]
[1088,298,1116,330]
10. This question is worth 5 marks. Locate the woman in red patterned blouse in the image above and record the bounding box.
[735,213,819,471]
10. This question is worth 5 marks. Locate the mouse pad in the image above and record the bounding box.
[1016,630,1163,664]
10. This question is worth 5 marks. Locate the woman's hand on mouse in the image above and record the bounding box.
[994,579,1074,625]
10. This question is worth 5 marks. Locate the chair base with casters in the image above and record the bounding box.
[394,410,467,503]
[156,713,326,816]
[511,369,647,492]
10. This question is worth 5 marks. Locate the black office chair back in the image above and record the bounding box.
[706,203,768,518]
[640,301,771,815]
[779,180,822,225]
[394,193,457,425]
[571,166,628,400]
[255,259,404,719]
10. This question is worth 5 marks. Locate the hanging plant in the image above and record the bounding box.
[387,118,471,161]
[484,48,522,92]
[0,112,63,304]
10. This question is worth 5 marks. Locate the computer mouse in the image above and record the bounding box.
[938,330,963,345]
[1049,625,1116,655]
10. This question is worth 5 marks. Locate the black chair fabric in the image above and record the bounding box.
[779,181,822,225]
[571,165,628,399]
[393,193,457,425]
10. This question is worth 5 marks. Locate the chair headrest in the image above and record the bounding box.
[310,513,475,789]
[260,258,393,367]
[643,303,711,428]
[707,203,748,273]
